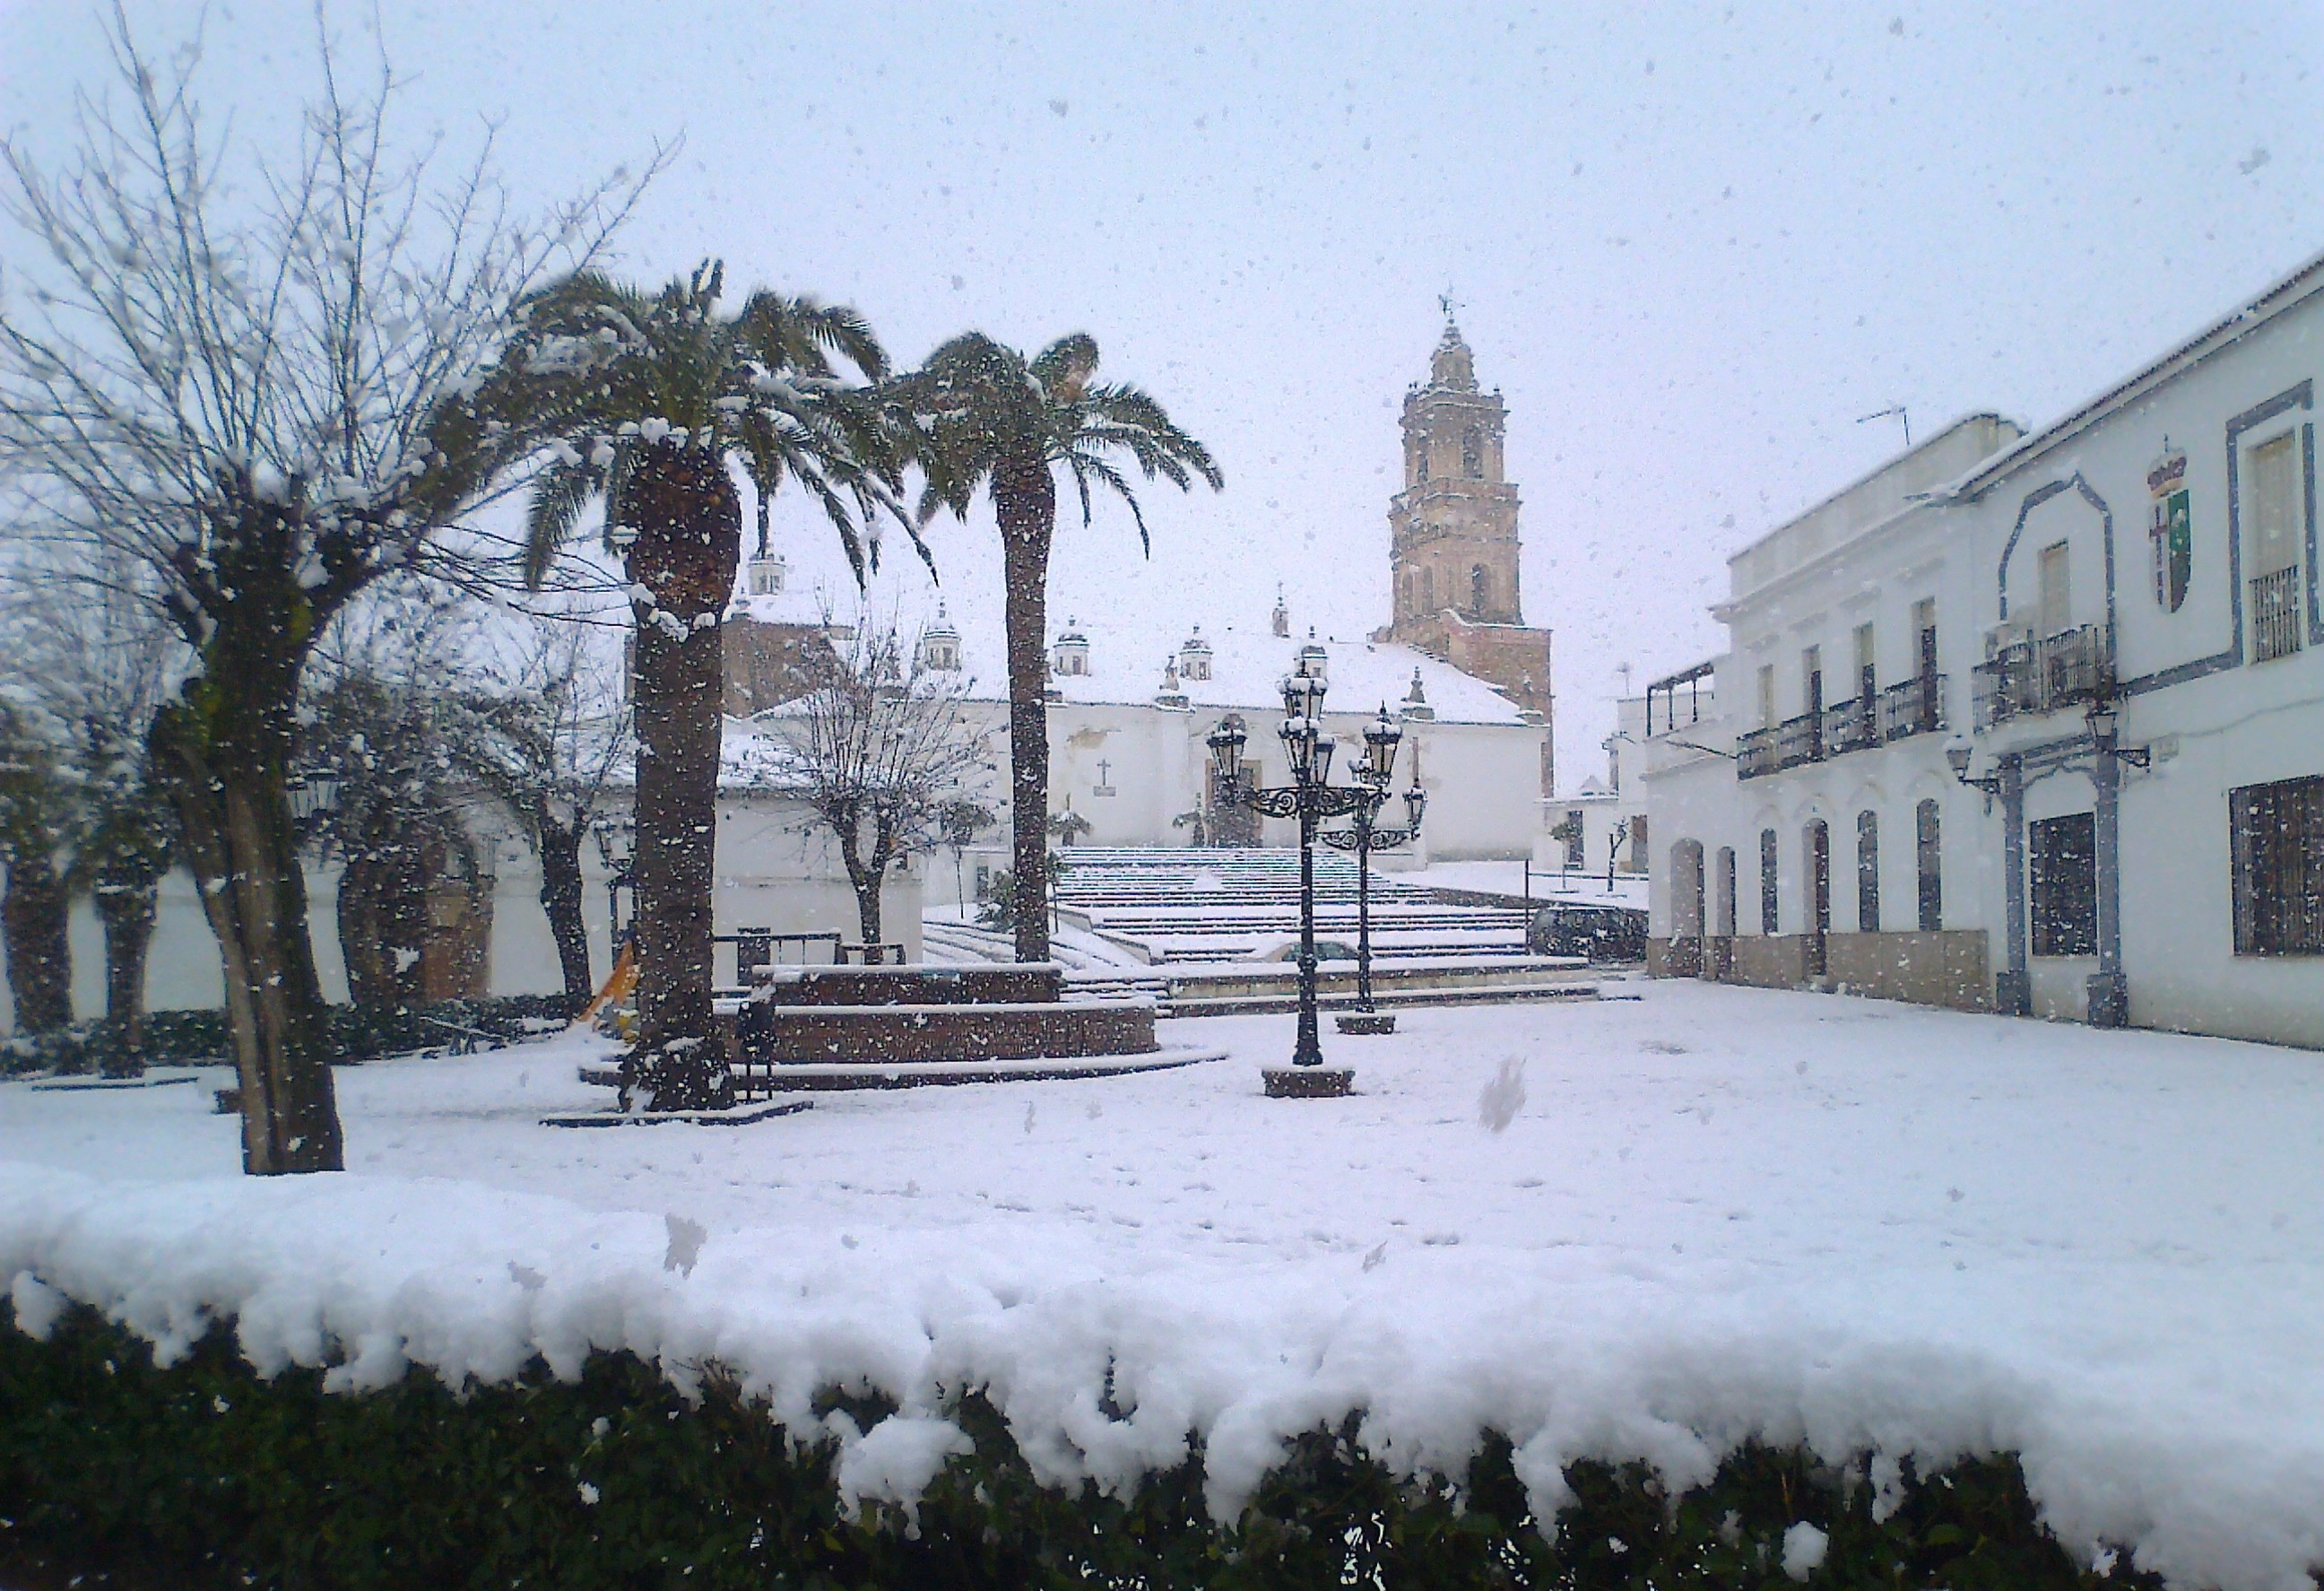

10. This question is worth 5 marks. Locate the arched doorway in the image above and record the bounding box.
[1669,839,1705,977]
[1712,845,1738,978]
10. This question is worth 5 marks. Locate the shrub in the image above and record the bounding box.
[1,995,587,1077]
[0,1299,2157,1591]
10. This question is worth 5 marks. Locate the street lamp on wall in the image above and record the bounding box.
[2084,699,2152,769]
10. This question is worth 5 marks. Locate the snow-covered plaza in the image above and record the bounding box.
[4,983,2321,1588]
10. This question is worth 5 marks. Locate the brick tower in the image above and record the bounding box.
[1376,311,1555,791]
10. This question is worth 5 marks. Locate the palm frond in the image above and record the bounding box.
[522,458,604,590]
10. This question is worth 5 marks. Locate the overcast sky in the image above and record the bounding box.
[6,3,2320,786]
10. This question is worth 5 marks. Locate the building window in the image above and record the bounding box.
[2231,775,2324,954]
[1470,564,1489,615]
[1415,443,1429,483]
[1421,566,1435,613]
[1564,809,1584,867]
[2250,431,2303,663]
[2037,540,2072,639]
[1462,423,1484,478]
[1801,645,1823,717]
[1756,664,1776,729]
[2030,813,2097,956]
[1714,846,1738,936]
[1759,828,1779,934]
[1915,799,1942,931]
[1852,622,1877,704]
[1627,814,1649,873]
[1856,810,1879,932]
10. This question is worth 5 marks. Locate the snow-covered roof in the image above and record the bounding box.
[726,581,1531,726]
[717,717,811,792]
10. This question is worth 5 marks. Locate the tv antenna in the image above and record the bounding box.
[1857,405,1912,448]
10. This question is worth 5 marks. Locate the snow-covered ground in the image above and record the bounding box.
[4,984,2322,1588]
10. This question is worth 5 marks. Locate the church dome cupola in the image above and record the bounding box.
[1052,622,1090,678]
[1177,626,1213,682]
[920,604,960,672]
[746,552,787,596]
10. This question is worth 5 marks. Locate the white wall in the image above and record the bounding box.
[1645,284,2324,1048]
[1,790,924,1031]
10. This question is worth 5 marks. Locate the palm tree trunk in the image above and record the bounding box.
[994,454,1057,964]
[153,688,343,1175]
[537,818,594,1007]
[623,440,741,1109]
[2,849,74,1035]
[94,863,160,1075]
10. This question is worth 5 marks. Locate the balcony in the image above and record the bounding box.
[1774,711,1823,769]
[1820,696,1878,757]
[2253,567,2302,663]
[1735,674,1948,780]
[1877,674,1945,741]
[1973,625,2110,727]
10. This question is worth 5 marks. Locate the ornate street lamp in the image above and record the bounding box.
[1321,706,1426,1035]
[593,814,637,951]
[1209,656,1371,1097]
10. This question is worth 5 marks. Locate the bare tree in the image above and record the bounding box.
[4,552,186,1068]
[0,684,78,1037]
[740,622,993,947]
[299,589,477,1011]
[0,11,647,1171]
[443,613,633,1005]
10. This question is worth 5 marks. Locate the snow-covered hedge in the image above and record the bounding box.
[1,1296,2151,1591]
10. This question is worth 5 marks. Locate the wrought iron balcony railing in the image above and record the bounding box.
[1877,674,1944,741]
[1820,696,1878,756]
[1737,726,1779,779]
[1774,710,1823,769]
[1972,624,2109,727]
[2253,567,2303,664]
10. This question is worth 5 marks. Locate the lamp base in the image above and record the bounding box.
[1334,1013,1397,1036]
[1263,1065,1355,1099]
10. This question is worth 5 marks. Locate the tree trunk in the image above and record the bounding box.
[994,454,1057,964]
[537,819,594,1007]
[94,863,160,1075]
[1,850,74,1036]
[338,829,429,1011]
[153,681,343,1176]
[622,440,741,1109]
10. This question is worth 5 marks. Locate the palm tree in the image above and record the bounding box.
[902,333,1220,962]
[473,262,906,1108]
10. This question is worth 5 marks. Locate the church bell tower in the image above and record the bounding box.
[1374,307,1555,792]
[1385,312,1523,636]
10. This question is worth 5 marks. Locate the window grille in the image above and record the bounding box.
[2030,813,2097,956]
[2231,776,2324,954]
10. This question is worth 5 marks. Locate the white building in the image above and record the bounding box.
[764,598,1552,916]
[1644,255,2324,1048]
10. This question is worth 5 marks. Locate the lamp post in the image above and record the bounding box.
[1208,656,1371,1097]
[593,814,637,953]
[1320,706,1426,1035]
[2082,698,2149,1030]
